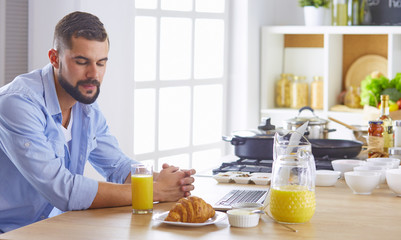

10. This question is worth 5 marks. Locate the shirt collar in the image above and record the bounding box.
[42,63,62,117]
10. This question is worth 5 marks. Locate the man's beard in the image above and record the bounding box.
[58,63,100,104]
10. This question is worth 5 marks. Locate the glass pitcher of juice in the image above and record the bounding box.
[268,130,316,224]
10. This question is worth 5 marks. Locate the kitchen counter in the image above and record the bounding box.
[2,176,401,240]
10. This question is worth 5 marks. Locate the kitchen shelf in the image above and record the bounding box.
[260,25,401,130]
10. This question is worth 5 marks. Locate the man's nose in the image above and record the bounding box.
[86,63,99,79]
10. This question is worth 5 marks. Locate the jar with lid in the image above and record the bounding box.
[275,73,293,107]
[368,120,384,158]
[290,76,308,109]
[311,76,323,110]
[344,85,362,108]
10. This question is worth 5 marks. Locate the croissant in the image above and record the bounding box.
[164,196,215,223]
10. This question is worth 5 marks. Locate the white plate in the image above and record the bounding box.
[153,211,227,227]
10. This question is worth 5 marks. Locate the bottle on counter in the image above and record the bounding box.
[378,95,394,154]
[290,76,308,109]
[310,76,323,110]
[275,73,293,108]
[368,120,384,158]
[389,147,401,162]
[394,120,401,147]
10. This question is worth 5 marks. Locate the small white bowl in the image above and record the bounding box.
[331,160,365,177]
[232,173,252,184]
[227,209,260,228]
[364,161,393,169]
[315,170,341,187]
[386,169,401,196]
[344,171,381,195]
[367,158,400,169]
[213,172,234,183]
[354,166,386,184]
[250,173,271,185]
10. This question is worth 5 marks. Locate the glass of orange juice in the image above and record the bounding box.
[268,130,316,224]
[131,163,153,214]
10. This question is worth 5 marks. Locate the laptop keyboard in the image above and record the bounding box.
[215,189,267,206]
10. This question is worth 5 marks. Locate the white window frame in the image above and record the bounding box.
[133,2,229,172]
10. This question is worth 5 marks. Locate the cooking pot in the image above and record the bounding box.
[284,106,335,139]
[222,130,274,160]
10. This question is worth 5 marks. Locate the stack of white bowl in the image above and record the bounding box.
[331,158,401,195]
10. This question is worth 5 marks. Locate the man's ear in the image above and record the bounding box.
[48,49,59,69]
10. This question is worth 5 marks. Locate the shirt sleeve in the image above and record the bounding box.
[0,94,98,211]
[86,106,139,184]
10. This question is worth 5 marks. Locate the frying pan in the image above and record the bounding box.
[309,139,363,159]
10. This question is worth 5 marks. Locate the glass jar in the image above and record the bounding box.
[290,76,308,109]
[275,73,293,108]
[310,76,323,110]
[268,131,316,224]
[368,120,384,158]
[344,85,362,108]
[332,0,348,26]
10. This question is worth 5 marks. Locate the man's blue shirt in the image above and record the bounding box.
[0,64,135,232]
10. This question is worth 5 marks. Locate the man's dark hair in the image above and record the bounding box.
[53,11,109,53]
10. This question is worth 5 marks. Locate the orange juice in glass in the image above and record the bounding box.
[269,185,316,223]
[131,163,153,214]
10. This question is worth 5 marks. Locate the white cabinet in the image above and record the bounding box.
[260,26,401,136]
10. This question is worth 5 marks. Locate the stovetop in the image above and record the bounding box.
[212,156,334,175]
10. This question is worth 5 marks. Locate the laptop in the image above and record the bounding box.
[212,188,269,211]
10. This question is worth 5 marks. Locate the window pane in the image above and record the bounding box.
[160,18,192,80]
[194,19,224,79]
[158,154,190,170]
[159,87,190,150]
[193,85,223,145]
[161,0,192,11]
[134,89,156,154]
[135,17,157,82]
[135,0,157,9]
[195,0,225,13]
[192,149,222,172]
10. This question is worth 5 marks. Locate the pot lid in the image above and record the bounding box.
[232,130,275,138]
[285,107,328,125]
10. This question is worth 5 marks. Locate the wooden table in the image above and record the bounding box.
[2,176,401,240]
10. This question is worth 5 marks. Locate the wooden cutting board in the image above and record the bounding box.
[345,54,388,88]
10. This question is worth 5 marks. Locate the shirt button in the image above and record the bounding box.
[24,142,31,147]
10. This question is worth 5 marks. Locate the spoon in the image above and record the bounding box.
[251,210,298,233]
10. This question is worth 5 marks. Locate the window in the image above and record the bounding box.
[133,0,228,173]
